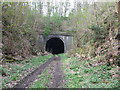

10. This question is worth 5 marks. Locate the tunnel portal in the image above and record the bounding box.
[45,38,64,54]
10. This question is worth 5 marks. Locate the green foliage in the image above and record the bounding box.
[101,65,112,71]
[89,24,109,43]
[10,74,19,81]
[1,55,52,89]
[74,43,96,57]
[43,13,63,36]
[0,67,9,75]
[90,76,100,84]
[84,68,93,73]
[61,54,120,88]
[44,22,52,36]
[2,2,43,56]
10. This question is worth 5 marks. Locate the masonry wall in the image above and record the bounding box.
[37,34,73,53]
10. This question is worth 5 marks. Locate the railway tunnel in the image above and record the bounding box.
[38,34,73,54]
[45,38,64,54]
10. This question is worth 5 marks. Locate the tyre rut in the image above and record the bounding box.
[47,56,64,88]
[13,56,57,88]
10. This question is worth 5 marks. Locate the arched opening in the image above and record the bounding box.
[45,38,64,54]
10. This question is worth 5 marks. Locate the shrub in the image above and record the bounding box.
[89,24,109,43]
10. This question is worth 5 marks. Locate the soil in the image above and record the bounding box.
[12,55,64,88]
[13,56,56,88]
[47,56,64,88]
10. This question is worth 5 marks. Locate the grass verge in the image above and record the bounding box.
[61,54,120,88]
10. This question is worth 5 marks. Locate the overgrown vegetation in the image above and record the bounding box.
[89,24,108,43]
[1,0,120,88]
[61,54,120,88]
[1,1,119,65]
[43,13,63,36]
[1,55,52,89]
[68,2,119,67]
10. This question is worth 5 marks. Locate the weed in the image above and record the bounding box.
[30,66,52,88]
[1,55,52,89]
[61,54,120,88]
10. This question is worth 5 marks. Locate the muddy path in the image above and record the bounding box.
[10,55,64,88]
[13,56,57,88]
[47,56,64,88]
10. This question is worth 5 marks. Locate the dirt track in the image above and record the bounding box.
[13,56,56,88]
[47,56,64,88]
[13,55,64,88]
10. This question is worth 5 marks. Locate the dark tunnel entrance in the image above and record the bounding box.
[45,38,64,54]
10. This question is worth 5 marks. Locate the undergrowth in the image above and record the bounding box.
[1,55,52,89]
[61,54,120,88]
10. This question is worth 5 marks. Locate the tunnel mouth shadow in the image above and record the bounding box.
[45,38,64,55]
